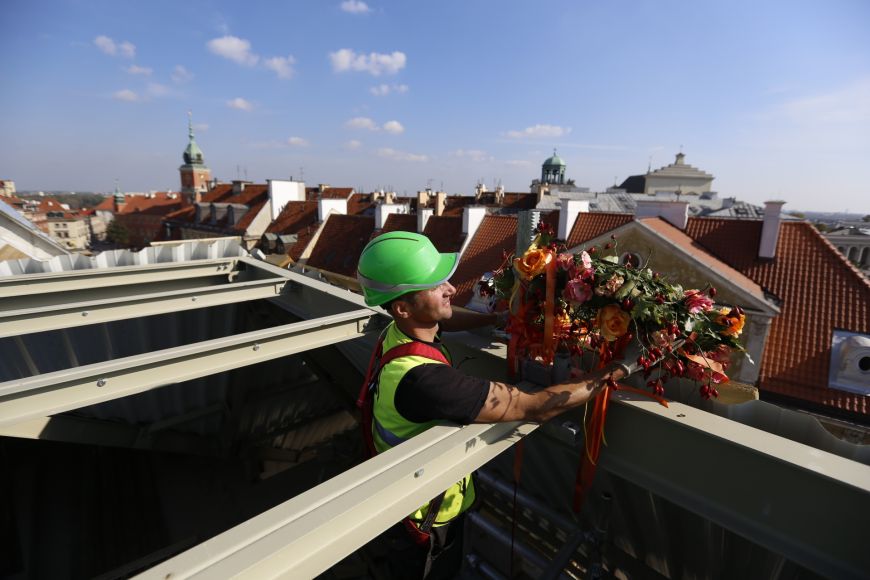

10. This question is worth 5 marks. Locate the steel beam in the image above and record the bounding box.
[598,391,870,580]
[0,258,238,298]
[0,309,376,428]
[134,392,870,580]
[135,419,539,580]
[0,277,288,338]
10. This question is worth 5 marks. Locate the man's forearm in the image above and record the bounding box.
[475,364,628,423]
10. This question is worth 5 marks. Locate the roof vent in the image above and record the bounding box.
[829,330,870,395]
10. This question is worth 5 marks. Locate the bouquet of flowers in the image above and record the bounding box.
[480,221,746,399]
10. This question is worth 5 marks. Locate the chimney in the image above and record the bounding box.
[634,200,689,230]
[374,203,390,229]
[460,206,488,257]
[535,182,548,205]
[417,189,430,209]
[418,208,434,233]
[558,199,589,240]
[385,191,396,204]
[759,200,785,259]
[318,197,347,222]
[435,191,447,217]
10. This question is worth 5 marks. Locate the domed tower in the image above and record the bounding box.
[113,180,126,212]
[541,149,566,185]
[179,112,211,203]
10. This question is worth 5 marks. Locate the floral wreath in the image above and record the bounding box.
[480,221,747,399]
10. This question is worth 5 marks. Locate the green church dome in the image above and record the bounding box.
[543,150,565,167]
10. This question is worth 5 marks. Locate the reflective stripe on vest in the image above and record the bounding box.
[373,321,475,526]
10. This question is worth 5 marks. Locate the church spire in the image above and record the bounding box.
[183,111,205,166]
[180,112,212,200]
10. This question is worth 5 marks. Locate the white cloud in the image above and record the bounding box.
[118,41,136,58]
[94,35,135,58]
[194,123,209,132]
[329,48,406,76]
[382,120,404,134]
[126,65,152,75]
[227,97,253,111]
[370,83,409,96]
[451,149,494,162]
[171,65,193,83]
[287,136,309,147]
[345,117,404,133]
[208,35,259,66]
[505,159,532,167]
[264,55,296,79]
[345,139,362,150]
[346,116,378,130]
[378,147,427,162]
[113,89,138,102]
[147,83,170,97]
[340,0,371,13]
[505,124,572,139]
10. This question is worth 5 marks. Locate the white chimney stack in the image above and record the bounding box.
[759,200,785,259]
[318,197,347,222]
[558,199,589,240]
[460,206,488,257]
[374,203,389,230]
[634,200,690,230]
[418,208,433,233]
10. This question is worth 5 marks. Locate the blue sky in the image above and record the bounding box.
[1,0,868,212]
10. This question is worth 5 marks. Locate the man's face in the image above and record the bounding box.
[401,281,456,323]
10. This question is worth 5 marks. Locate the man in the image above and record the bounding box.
[357,232,628,579]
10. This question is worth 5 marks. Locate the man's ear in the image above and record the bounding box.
[391,297,413,319]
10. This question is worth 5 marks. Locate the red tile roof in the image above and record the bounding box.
[37,198,66,213]
[424,216,464,253]
[266,201,318,235]
[233,198,267,232]
[565,212,633,248]
[381,213,417,233]
[347,193,374,216]
[452,215,517,305]
[442,195,477,217]
[684,218,870,415]
[306,187,355,200]
[306,214,375,277]
[500,192,538,211]
[93,193,185,216]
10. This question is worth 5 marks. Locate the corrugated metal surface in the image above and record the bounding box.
[0,238,247,276]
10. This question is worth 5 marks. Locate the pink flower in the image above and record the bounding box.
[556,253,574,271]
[683,289,714,314]
[563,279,593,305]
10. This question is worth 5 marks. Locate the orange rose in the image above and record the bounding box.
[596,304,630,341]
[513,247,553,281]
[715,307,745,337]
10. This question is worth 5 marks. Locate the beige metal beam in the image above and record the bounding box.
[137,392,870,580]
[0,309,375,428]
[0,277,288,338]
[135,420,539,580]
[597,391,870,580]
[0,258,238,298]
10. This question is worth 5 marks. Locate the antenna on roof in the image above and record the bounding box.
[299,167,304,182]
[244,167,248,181]
[647,156,652,173]
[236,165,240,179]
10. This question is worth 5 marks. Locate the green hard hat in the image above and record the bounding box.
[357,232,459,306]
